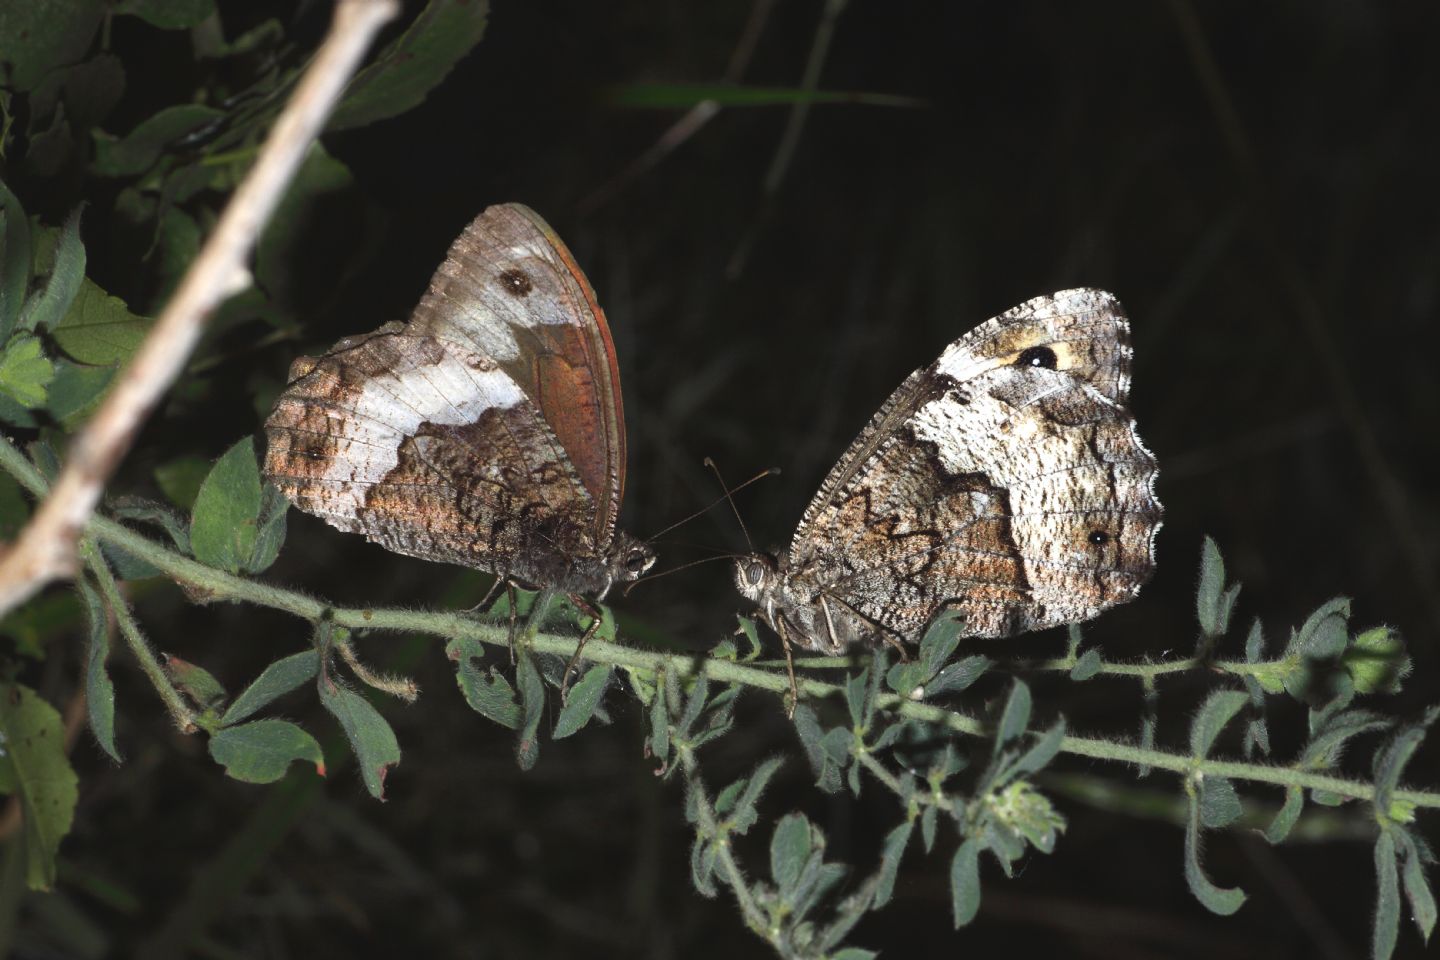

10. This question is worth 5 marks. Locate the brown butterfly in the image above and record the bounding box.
[263,204,654,616]
[735,288,1161,669]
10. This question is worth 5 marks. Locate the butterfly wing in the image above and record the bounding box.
[787,288,1162,641]
[404,204,627,545]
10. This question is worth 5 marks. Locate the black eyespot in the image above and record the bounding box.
[1088,529,1109,545]
[625,550,649,573]
[746,562,764,586]
[1015,345,1058,369]
[499,268,533,297]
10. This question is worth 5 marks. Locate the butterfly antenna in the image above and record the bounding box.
[704,456,770,554]
[643,463,778,543]
[623,553,744,596]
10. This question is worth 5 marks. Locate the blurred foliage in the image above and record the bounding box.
[2,1,1440,958]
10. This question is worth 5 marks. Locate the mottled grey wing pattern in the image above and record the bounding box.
[786,288,1162,645]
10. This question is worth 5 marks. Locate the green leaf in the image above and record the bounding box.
[1398,828,1437,944]
[447,637,521,729]
[0,334,55,407]
[44,357,115,429]
[328,0,490,133]
[1069,648,1102,681]
[154,455,211,510]
[245,484,289,574]
[113,0,215,29]
[1188,689,1249,759]
[993,678,1032,754]
[647,668,670,768]
[18,207,85,335]
[1196,536,1227,636]
[1183,785,1246,915]
[553,664,612,739]
[50,278,150,365]
[920,804,938,853]
[0,470,28,539]
[676,669,709,741]
[1374,828,1401,960]
[873,820,912,909]
[1373,706,1438,818]
[208,719,324,784]
[735,616,762,660]
[0,0,104,92]
[1344,626,1410,695]
[1009,719,1066,780]
[90,103,223,177]
[514,649,544,771]
[608,82,923,109]
[1264,787,1304,844]
[925,654,991,697]
[0,682,80,890]
[689,836,718,898]
[1294,597,1351,659]
[1245,619,1265,662]
[76,578,119,761]
[917,612,963,675]
[318,676,400,800]
[0,180,33,340]
[219,651,319,727]
[190,437,263,574]
[1199,776,1242,828]
[844,666,868,729]
[728,756,785,836]
[163,654,226,709]
[949,838,982,927]
[770,812,814,896]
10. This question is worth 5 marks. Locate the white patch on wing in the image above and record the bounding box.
[320,347,524,519]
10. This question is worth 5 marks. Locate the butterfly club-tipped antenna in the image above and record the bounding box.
[625,462,778,596]
[702,456,775,555]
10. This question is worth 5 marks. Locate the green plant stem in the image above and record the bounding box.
[2,435,1438,812]
[678,746,770,938]
[80,539,197,731]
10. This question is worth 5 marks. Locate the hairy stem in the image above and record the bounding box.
[1,435,1437,812]
[679,747,770,937]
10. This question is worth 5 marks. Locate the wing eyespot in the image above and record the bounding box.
[499,268,534,297]
[1015,345,1058,369]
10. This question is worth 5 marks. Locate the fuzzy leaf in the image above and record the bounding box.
[1189,689,1249,759]
[553,664,612,739]
[1343,627,1410,696]
[220,651,319,727]
[1294,597,1351,659]
[949,838,982,927]
[50,278,150,365]
[208,719,324,784]
[690,837,718,898]
[246,485,289,574]
[1397,828,1437,944]
[728,756,785,836]
[921,804,938,853]
[0,335,55,408]
[1196,536,1227,636]
[676,670,709,741]
[0,682,80,889]
[318,677,400,799]
[925,655,991,697]
[328,0,490,132]
[1009,719,1066,780]
[1184,785,1246,915]
[648,669,670,767]
[164,654,226,710]
[1199,776,1243,829]
[1374,828,1401,960]
[0,0,104,92]
[770,812,814,897]
[1245,619,1265,662]
[1069,648,1102,682]
[873,820,912,909]
[154,455,210,510]
[190,437,263,574]
[0,182,33,339]
[76,579,119,761]
[1264,787,1304,844]
[514,650,545,771]
[844,667,868,729]
[917,612,964,677]
[18,207,85,335]
[993,679,1032,755]
[1373,706,1438,818]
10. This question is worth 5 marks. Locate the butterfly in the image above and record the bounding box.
[734,288,1162,662]
[263,203,654,613]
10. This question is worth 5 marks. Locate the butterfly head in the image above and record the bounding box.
[733,552,780,606]
[607,532,657,586]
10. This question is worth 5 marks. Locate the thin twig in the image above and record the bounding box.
[0,0,400,618]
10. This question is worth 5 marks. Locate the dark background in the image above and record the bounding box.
[14,0,1440,957]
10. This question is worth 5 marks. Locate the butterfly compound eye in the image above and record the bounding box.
[1015,345,1058,369]
[746,562,765,587]
[625,549,649,573]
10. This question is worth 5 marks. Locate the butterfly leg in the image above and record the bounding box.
[559,593,604,702]
[774,616,801,719]
[505,580,520,664]
[467,574,507,614]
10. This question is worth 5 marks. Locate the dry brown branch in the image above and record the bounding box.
[0,0,400,618]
